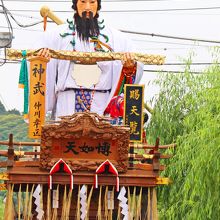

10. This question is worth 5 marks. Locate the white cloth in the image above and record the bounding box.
[37,23,144,118]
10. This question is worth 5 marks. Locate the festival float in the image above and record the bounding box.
[0,6,173,220]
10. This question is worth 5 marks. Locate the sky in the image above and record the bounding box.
[1,0,220,112]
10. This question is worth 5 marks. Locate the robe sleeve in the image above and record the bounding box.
[35,29,59,112]
[134,61,144,84]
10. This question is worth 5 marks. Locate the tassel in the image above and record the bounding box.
[66,188,73,220]
[116,177,120,192]
[27,184,35,219]
[94,174,98,189]
[86,186,94,220]
[130,186,136,219]
[76,185,81,220]
[97,186,102,220]
[109,187,115,220]
[71,175,74,190]
[23,184,29,218]
[104,186,108,219]
[52,184,59,220]
[61,185,67,219]
[136,187,142,219]
[49,175,52,190]
[47,188,51,220]
[147,188,151,220]
[128,187,131,219]
[40,185,44,219]
[4,184,15,220]
[18,50,29,119]
[152,188,158,220]
[18,184,21,220]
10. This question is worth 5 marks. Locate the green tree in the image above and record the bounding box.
[147,59,220,219]
[7,108,20,115]
[0,101,6,115]
[0,114,32,150]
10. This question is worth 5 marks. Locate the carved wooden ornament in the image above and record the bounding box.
[40,112,130,172]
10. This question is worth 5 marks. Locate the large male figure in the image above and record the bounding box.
[39,0,144,119]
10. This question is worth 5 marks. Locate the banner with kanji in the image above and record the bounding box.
[124,84,144,142]
[29,56,48,139]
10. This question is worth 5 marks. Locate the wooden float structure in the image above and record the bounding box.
[0,112,173,219]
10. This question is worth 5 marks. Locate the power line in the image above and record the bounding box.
[1,8,219,44]
[137,47,210,51]
[0,6,45,28]
[158,62,215,65]
[0,1,13,66]
[122,30,220,44]
[3,1,220,15]
[137,48,195,50]
[0,24,217,48]
[2,0,178,2]
[0,25,217,48]
[103,6,220,12]
[133,39,212,47]
[1,56,216,75]
[0,58,206,74]
[0,25,43,32]
[1,12,219,45]
[0,60,207,74]
[144,69,203,74]
[3,6,220,13]
[0,11,42,20]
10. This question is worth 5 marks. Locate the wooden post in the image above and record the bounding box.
[129,144,134,168]
[7,134,14,167]
[152,137,160,171]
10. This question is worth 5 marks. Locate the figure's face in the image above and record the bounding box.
[76,0,98,18]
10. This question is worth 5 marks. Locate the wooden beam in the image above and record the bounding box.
[135,164,165,171]
[0,140,176,149]
[0,161,8,168]
[130,143,176,149]
[0,150,41,157]
[0,140,40,146]
[0,173,9,180]
[128,153,172,159]
[7,167,160,187]
[156,177,172,185]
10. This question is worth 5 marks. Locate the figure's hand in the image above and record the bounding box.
[37,48,50,60]
[122,52,136,68]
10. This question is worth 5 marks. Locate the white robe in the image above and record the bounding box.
[38,23,144,118]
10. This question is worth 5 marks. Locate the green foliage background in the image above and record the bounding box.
[147,55,220,219]
[0,103,31,215]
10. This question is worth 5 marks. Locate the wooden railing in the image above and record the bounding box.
[0,134,175,171]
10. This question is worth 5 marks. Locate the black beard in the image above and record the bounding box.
[74,11,100,42]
